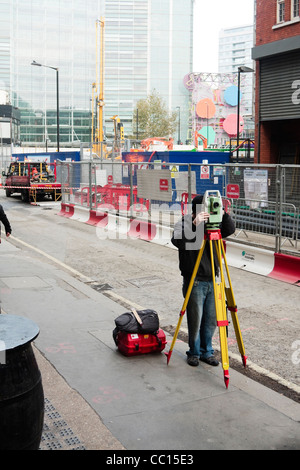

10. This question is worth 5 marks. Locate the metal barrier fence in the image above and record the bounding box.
[58,160,300,255]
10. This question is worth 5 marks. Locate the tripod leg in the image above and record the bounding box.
[165,239,206,365]
[220,240,247,367]
[210,239,230,388]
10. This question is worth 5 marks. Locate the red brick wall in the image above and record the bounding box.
[254,0,300,163]
[256,0,300,46]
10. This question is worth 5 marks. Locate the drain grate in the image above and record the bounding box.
[89,282,113,292]
[40,398,86,450]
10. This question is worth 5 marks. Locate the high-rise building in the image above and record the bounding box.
[218,25,255,117]
[104,0,193,142]
[0,0,193,150]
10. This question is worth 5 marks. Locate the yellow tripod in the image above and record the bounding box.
[165,228,247,388]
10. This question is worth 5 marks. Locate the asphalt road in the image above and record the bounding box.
[1,194,299,401]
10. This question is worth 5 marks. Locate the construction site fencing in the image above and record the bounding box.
[58,160,300,256]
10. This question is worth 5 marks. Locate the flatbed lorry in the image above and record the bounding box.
[2,161,62,203]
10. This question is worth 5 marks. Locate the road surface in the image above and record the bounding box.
[1,194,299,401]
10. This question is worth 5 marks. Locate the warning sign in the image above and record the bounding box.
[159,178,169,191]
[171,165,179,178]
[200,165,210,179]
[226,184,240,199]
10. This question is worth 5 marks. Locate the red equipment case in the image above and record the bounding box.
[116,329,167,357]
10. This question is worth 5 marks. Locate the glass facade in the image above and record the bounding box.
[218,25,254,116]
[104,0,193,140]
[104,0,149,136]
[0,0,193,147]
[8,0,104,146]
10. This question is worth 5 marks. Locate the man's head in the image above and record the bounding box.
[192,195,203,215]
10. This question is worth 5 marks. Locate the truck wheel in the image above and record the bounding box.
[21,189,29,202]
[5,188,11,197]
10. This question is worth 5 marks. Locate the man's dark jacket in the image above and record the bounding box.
[171,212,235,281]
[0,205,12,235]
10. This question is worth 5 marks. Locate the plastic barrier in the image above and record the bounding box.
[57,202,300,285]
[127,219,141,239]
[268,253,300,284]
[116,215,131,237]
[152,224,174,248]
[58,203,74,218]
[86,210,108,227]
[128,219,157,241]
[139,220,157,241]
[71,206,90,223]
[225,241,275,276]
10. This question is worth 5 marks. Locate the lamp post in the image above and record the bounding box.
[176,106,181,144]
[31,61,60,152]
[236,65,254,161]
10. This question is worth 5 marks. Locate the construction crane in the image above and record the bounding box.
[109,115,125,159]
[92,18,105,157]
[194,130,208,149]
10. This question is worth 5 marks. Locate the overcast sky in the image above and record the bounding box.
[193,0,255,72]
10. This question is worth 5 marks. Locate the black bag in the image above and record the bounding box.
[113,309,160,346]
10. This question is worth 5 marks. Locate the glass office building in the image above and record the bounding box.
[218,25,254,116]
[0,0,193,148]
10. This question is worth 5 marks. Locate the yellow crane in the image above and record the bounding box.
[92,18,105,157]
[109,115,125,159]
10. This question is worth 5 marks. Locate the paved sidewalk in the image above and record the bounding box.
[0,238,299,451]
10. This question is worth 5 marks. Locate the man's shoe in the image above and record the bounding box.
[187,355,199,367]
[200,356,219,366]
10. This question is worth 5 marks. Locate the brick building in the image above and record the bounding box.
[252,0,300,163]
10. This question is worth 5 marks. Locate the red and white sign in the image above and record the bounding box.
[108,175,113,184]
[226,184,240,199]
[159,178,169,191]
[200,166,210,179]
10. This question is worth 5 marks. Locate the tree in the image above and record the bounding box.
[132,89,178,140]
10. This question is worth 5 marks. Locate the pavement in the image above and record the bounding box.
[0,236,299,452]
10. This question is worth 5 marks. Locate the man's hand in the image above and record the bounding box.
[193,211,210,226]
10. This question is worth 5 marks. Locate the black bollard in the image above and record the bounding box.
[0,315,44,450]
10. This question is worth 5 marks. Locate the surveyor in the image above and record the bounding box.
[171,194,235,367]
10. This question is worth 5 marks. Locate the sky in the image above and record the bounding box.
[193,0,255,72]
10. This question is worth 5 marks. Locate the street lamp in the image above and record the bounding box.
[31,60,60,152]
[176,106,181,144]
[236,65,254,161]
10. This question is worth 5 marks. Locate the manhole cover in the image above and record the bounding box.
[127,276,162,288]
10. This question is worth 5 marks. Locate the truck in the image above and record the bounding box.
[2,161,62,203]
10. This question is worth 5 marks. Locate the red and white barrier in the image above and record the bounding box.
[268,253,300,284]
[58,203,300,285]
[71,206,90,223]
[128,219,157,241]
[86,210,108,227]
[58,203,75,218]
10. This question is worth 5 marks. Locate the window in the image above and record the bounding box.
[277,0,285,23]
[292,0,300,18]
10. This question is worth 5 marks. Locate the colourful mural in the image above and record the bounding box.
[184,72,247,147]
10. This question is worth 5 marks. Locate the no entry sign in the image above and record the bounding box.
[200,165,209,179]
[226,184,240,199]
